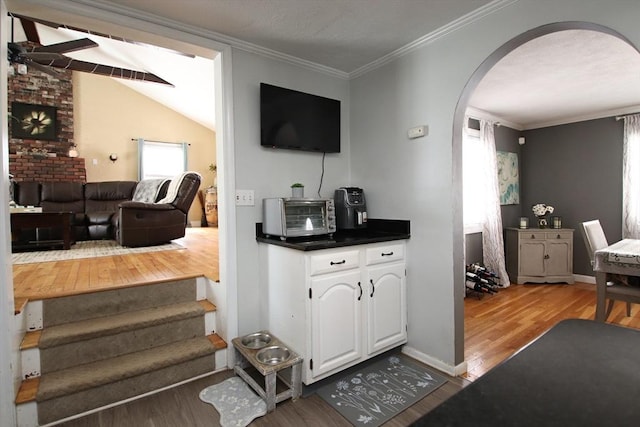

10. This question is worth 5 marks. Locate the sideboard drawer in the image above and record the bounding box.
[520,232,546,240]
[546,231,572,240]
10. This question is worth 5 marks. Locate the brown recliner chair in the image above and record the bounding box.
[116,172,201,247]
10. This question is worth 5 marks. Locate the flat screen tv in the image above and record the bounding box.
[260,83,341,153]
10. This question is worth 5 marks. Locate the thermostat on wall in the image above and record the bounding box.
[408,125,428,139]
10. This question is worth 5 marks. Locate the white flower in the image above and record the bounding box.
[532,204,554,217]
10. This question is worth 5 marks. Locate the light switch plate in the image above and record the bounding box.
[235,190,255,206]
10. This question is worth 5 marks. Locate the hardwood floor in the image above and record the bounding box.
[57,359,467,427]
[12,227,219,311]
[463,281,640,381]
[13,235,640,425]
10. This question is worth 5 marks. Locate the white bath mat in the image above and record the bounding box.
[200,376,267,427]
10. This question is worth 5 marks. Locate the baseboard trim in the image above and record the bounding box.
[401,346,467,377]
[574,274,595,284]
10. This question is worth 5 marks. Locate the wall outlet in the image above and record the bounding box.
[235,189,255,206]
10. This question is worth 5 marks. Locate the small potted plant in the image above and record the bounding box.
[291,182,304,198]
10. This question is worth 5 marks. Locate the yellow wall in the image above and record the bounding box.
[73,73,216,222]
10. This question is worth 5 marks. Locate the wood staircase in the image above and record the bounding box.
[14,277,227,426]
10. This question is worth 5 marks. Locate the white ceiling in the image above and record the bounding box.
[469,29,640,129]
[8,1,640,131]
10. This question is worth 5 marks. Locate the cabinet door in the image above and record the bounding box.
[310,270,363,378]
[519,240,546,276]
[365,263,407,355]
[546,240,572,276]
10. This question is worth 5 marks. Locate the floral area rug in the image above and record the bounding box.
[316,354,447,427]
[12,240,183,264]
[199,376,267,427]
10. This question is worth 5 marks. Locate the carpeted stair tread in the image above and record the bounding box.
[42,278,197,327]
[37,336,216,402]
[40,301,206,348]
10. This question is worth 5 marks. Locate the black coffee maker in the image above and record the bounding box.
[334,187,367,230]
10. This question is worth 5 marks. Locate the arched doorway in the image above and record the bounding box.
[453,21,640,375]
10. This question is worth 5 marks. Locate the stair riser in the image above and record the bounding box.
[37,354,215,425]
[42,278,197,327]
[40,316,206,374]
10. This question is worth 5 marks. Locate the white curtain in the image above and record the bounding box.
[478,120,510,287]
[623,114,640,239]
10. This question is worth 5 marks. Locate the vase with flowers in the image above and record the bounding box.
[532,203,554,228]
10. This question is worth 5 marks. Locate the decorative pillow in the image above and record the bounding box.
[132,179,168,203]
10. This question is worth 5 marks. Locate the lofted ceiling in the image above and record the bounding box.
[7,0,640,130]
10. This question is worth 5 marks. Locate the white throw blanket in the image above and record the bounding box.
[132,179,168,203]
[157,171,201,204]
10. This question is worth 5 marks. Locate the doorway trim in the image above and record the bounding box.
[452,21,640,366]
[0,1,239,419]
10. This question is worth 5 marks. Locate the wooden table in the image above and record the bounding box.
[593,238,640,321]
[10,212,73,250]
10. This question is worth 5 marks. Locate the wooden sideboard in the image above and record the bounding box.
[505,227,574,284]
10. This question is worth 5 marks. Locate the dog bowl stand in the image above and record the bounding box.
[232,331,302,412]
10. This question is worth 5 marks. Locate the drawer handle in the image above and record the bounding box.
[381,251,394,257]
[531,234,535,239]
[330,260,346,265]
[357,282,362,301]
[370,279,375,297]
[557,234,561,239]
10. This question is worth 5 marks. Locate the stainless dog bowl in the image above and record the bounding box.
[256,345,291,365]
[240,332,272,349]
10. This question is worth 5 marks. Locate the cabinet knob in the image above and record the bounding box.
[544,254,550,259]
[531,234,535,239]
[557,234,561,239]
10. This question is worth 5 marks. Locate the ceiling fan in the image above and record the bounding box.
[7,14,173,86]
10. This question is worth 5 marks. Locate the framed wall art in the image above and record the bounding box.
[10,102,57,141]
[497,151,520,205]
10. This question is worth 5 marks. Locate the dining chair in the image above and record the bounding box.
[580,219,634,319]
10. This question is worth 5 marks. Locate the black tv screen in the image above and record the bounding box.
[260,83,341,153]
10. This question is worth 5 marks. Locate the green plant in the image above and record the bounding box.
[291,182,304,188]
[209,163,217,173]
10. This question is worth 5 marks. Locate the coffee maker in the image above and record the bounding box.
[334,187,367,230]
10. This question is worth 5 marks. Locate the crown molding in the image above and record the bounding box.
[465,106,524,131]
[522,105,640,129]
[349,0,520,79]
[32,0,516,81]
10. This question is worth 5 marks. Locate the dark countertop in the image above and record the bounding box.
[256,219,410,251]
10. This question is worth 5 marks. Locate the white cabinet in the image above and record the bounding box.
[261,241,407,384]
[310,270,362,378]
[505,228,574,284]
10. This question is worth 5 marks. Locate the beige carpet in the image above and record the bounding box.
[12,240,183,264]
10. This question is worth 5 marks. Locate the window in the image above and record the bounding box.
[137,139,188,180]
[463,124,484,233]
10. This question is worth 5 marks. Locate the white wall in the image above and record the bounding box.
[231,49,350,333]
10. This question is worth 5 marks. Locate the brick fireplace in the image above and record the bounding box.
[8,42,86,183]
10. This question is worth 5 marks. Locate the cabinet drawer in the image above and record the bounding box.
[365,243,405,266]
[520,232,546,240]
[309,250,360,276]
[545,231,572,240]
